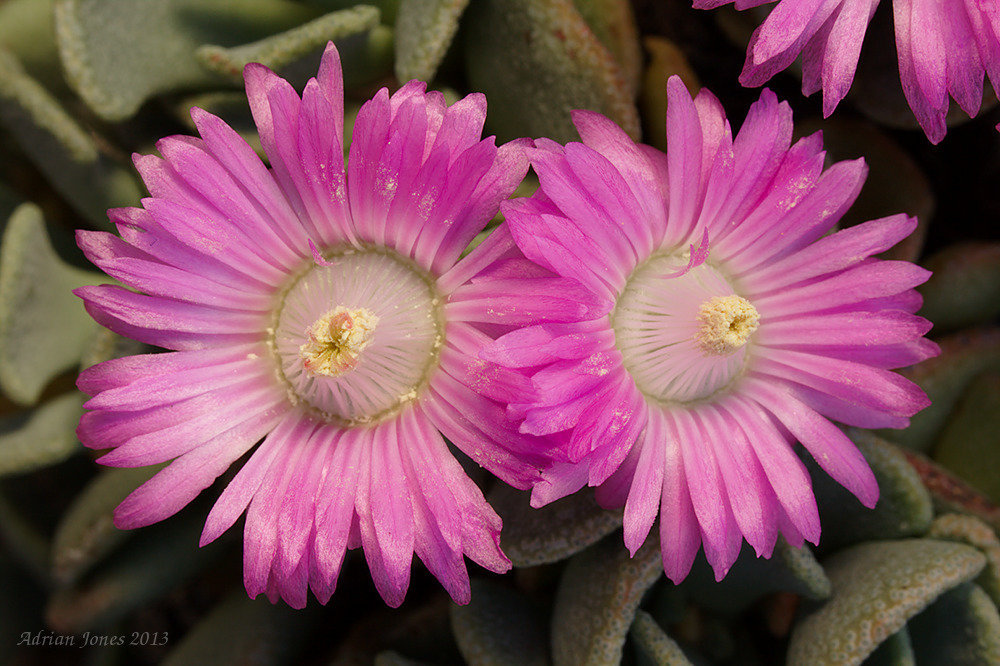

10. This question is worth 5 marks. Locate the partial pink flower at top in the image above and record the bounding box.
[694,0,1000,144]
[489,77,938,582]
[73,42,556,608]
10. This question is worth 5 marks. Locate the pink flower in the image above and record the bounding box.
[489,77,937,582]
[74,43,554,608]
[696,0,1000,143]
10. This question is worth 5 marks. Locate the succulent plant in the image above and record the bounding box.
[1,0,999,664]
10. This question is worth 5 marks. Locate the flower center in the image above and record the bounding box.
[269,246,444,426]
[612,250,757,404]
[299,306,379,377]
[697,295,759,356]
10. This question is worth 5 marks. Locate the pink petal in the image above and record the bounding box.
[113,400,286,529]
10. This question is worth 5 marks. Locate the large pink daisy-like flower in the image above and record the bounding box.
[696,0,1000,143]
[74,43,554,608]
[490,77,938,582]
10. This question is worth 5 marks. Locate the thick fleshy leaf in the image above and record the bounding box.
[0,0,63,90]
[161,592,315,666]
[197,6,381,82]
[787,539,986,666]
[907,583,1000,665]
[45,512,220,633]
[450,578,548,666]
[0,392,84,478]
[0,204,104,405]
[933,372,1000,504]
[463,0,639,144]
[679,538,830,615]
[928,514,1000,608]
[864,629,915,666]
[551,534,662,666]
[488,484,621,567]
[50,465,162,585]
[629,610,693,666]
[808,430,933,554]
[394,0,470,82]
[885,329,1000,452]
[0,51,139,226]
[53,0,321,121]
[572,0,642,96]
[921,243,1000,331]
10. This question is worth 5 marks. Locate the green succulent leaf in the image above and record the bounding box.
[394,0,469,82]
[488,485,621,567]
[571,0,642,96]
[450,578,549,666]
[920,243,1000,331]
[46,512,221,634]
[895,448,1000,534]
[885,329,1000,452]
[463,0,640,144]
[0,392,84,478]
[787,539,987,666]
[679,537,830,615]
[907,583,1000,665]
[51,465,163,585]
[163,592,314,666]
[551,534,662,666]
[863,628,915,666]
[0,0,62,90]
[197,6,381,82]
[53,0,321,121]
[629,610,693,666]
[0,51,140,226]
[0,203,104,406]
[810,431,933,553]
[932,372,1000,504]
[928,514,1000,608]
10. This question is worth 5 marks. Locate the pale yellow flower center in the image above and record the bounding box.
[299,306,379,377]
[696,295,760,356]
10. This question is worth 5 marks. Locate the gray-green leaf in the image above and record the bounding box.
[53,0,321,121]
[0,392,84,478]
[450,578,549,666]
[551,534,662,666]
[0,51,140,226]
[629,610,693,666]
[810,431,933,553]
[51,465,163,585]
[394,0,469,82]
[787,539,987,666]
[463,0,640,144]
[0,203,104,405]
[907,583,1000,666]
[197,6,382,82]
[489,484,621,567]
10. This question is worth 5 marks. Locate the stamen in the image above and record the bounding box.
[299,306,378,377]
[697,295,759,356]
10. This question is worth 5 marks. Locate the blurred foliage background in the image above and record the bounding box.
[1,0,1000,664]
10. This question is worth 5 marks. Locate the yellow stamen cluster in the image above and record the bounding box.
[697,295,760,356]
[299,306,378,377]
